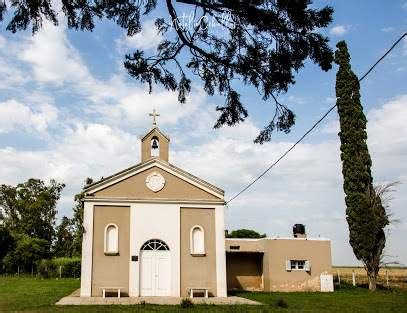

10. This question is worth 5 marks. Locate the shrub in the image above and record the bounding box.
[276,298,288,308]
[181,298,194,308]
[53,257,81,278]
[37,259,52,277]
[37,257,81,278]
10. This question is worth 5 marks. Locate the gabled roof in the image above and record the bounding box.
[141,126,170,141]
[84,158,224,199]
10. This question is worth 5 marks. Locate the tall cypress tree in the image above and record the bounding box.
[334,41,389,290]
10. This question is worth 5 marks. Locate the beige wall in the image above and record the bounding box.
[92,205,130,296]
[226,238,332,292]
[94,167,219,201]
[141,129,169,162]
[226,253,263,291]
[180,208,217,297]
[264,239,331,291]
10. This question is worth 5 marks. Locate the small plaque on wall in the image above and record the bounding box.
[131,255,138,262]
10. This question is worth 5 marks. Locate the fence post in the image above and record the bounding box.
[59,265,62,279]
[17,265,20,277]
[337,269,341,285]
[386,270,389,289]
[352,270,356,286]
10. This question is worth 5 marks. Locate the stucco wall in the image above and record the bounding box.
[264,239,331,291]
[180,208,217,297]
[91,205,130,296]
[225,238,332,292]
[94,167,218,200]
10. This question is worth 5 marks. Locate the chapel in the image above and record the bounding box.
[80,110,333,298]
[80,110,227,297]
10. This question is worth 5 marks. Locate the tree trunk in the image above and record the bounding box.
[368,272,377,291]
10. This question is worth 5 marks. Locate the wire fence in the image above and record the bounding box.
[1,258,81,279]
[332,267,407,290]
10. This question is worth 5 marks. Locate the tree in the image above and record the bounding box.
[0,1,334,142]
[0,179,65,250]
[226,228,266,238]
[70,177,93,256]
[334,41,390,291]
[53,216,75,257]
[3,234,49,273]
[0,225,15,272]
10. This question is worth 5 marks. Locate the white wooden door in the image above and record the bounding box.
[140,250,171,296]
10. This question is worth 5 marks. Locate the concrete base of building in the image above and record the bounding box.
[56,289,261,306]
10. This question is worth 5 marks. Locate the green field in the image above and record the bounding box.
[1,277,407,312]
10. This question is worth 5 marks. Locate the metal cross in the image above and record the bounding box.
[149,109,160,126]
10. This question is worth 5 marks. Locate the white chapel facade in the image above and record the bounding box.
[80,112,227,297]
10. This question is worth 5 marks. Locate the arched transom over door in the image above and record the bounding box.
[140,239,171,296]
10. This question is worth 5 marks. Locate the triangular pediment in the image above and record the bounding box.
[85,159,224,202]
[141,126,170,142]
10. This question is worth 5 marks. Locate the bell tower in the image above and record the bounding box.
[141,109,170,163]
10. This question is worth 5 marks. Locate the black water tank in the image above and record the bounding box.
[293,224,306,237]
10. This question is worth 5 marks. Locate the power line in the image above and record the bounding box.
[226,32,407,205]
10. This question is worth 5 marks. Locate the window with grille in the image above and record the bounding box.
[141,239,170,251]
[286,260,311,271]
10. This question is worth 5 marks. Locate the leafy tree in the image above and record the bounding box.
[53,216,75,257]
[3,234,49,273]
[226,228,266,239]
[0,225,15,272]
[71,177,93,256]
[0,179,65,249]
[334,41,389,291]
[0,0,334,142]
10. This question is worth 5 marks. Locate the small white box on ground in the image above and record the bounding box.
[320,274,334,292]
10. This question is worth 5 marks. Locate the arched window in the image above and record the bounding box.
[141,239,170,251]
[190,225,205,255]
[104,223,119,255]
[151,136,160,157]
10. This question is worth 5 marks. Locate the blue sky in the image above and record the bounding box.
[0,1,406,265]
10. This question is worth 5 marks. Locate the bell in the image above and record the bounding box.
[152,139,159,149]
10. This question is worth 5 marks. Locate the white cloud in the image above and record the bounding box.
[329,25,349,36]
[15,21,121,105]
[381,27,395,33]
[116,19,163,52]
[14,21,204,132]
[0,34,5,48]
[19,23,90,85]
[325,96,337,104]
[0,99,58,134]
[368,95,407,175]
[0,35,28,89]
[286,95,306,105]
[0,122,138,216]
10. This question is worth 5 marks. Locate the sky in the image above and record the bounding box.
[0,1,406,266]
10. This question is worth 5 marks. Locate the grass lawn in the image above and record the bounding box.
[1,277,406,312]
